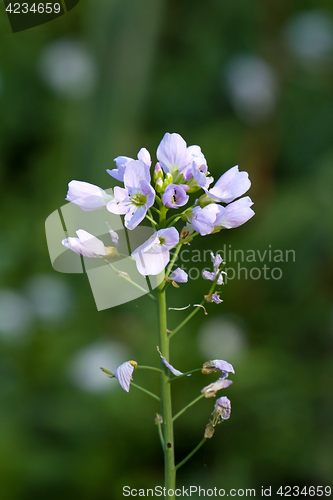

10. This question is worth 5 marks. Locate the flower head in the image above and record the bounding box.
[202,359,235,376]
[62,229,119,259]
[66,180,113,211]
[205,292,223,304]
[107,160,155,230]
[131,227,179,276]
[162,184,189,208]
[191,204,221,236]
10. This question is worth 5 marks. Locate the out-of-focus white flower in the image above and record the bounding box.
[198,316,248,360]
[38,38,98,99]
[224,54,278,125]
[25,274,73,322]
[68,341,130,393]
[283,10,333,70]
[0,289,34,339]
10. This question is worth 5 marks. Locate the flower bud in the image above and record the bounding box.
[154,162,164,182]
[155,178,164,193]
[204,422,215,439]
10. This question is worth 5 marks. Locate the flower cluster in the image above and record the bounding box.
[62,132,254,278]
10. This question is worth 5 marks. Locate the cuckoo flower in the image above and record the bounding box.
[191,204,220,236]
[156,132,207,178]
[66,181,113,211]
[62,230,119,259]
[192,163,214,190]
[162,184,189,208]
[214,196,255,229]
[107,160,155,230]
[206,165,251,203]
[203,252,225,285]
[131,227,179,276]
[107,148,151,182]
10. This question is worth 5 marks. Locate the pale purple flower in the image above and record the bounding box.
[207,165,251,203]
[114,361,135,392]
[107,160,155,230]
[156,132,207,178]
[214,396,231,420]
[201,378,233,398]
[107,148,151,182]
[169,268,188,283]
[131,227,179,276]
[202,359,235,375]
[62,229,119,259]
[66,180,113,211]
[157,348,189,377]
[191,204,220,236]
[202,270,224,286]
[162,184,189,208]
[214,196,255,229]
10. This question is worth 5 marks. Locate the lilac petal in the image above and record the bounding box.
[202,270,223,285]
[215,196,255,229]
[169,268,188,283]
[187,145,207,167]
[139,179,155,207]
[125,204,147,230]
[137,147,151,167]
[191,205,219,236]
[114,361,134,392]
[107,156,132,182]
[211,252,223,270]
[215,396,231,419]
[156,227,179,251]
[162,184,189,208]
[124,160,151,189]
[192,163,213,191]
[66,181,113,211]
[208,165,251,203]
[158,352,183,376]
[156,133,191,174]
[106,186,131,215]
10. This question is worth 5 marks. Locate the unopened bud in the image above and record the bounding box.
[154,163,163,182]
[204,422,215,439]
[155,178,163,193]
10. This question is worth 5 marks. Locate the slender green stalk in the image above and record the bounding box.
[172,393,205,422]
[137,365,164,374]
[131,382,160,402]
[175,438,207,471]
[168,367,202,382]
[157,418,165,451]
[146,214,158,226]
[157,275,176,499]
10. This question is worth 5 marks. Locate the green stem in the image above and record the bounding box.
[175,438,207,471]
[157,274,176,498]
[157,419,165,451]
[172,393,205,422]
[165,245,182,278]
[137,365,164,374]
[146,214,158,226]
[131,382,160,402]
[169,367,202,382]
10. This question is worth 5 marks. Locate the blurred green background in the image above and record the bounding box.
[0,0,333,498]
